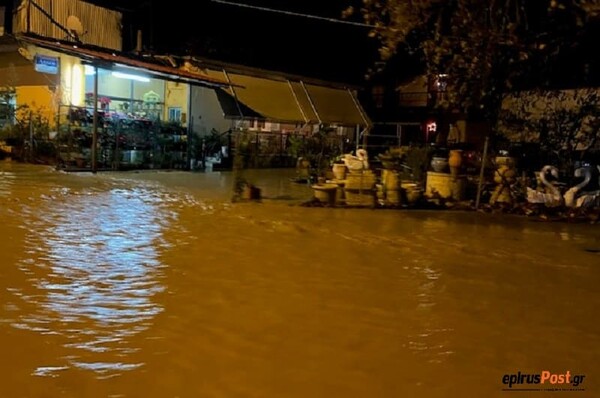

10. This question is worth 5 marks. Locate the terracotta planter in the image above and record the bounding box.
[312,183,338,206]
[495,156,516,168]
[494,165,517,184]
[448,150,463,178]
[332,163,347,180]
[490,159,517,205]
[401,182,422,204]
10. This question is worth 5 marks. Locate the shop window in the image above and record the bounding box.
[0,91,15,128]
[168,107,182,122]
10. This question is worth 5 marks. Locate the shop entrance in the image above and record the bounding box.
[56,67,189,170]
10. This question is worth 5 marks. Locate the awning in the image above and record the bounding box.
[203,69,307,123]
[203,68,371,127]
[303,83,369,126]
[213,87,262,119]
[15,35,230,88]
[232,73,308,123]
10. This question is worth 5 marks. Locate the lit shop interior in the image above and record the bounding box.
[59,64,188,170]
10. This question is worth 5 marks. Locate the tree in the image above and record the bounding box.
[346,0,599,129]
[498,88,600,172]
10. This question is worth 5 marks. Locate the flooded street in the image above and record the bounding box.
[0,162,599,397]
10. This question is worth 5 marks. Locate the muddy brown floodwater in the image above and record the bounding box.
[0,162,598,398]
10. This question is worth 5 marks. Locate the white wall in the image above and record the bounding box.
[190,86,233,137]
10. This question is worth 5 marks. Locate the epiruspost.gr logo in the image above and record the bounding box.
[502,370,586,392]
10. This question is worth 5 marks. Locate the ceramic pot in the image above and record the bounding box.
[430,157,448,173]
[494,165,517,184]
[490,163,517,205]
[448,150,463,178]
[495,156,516,168]
[332,163,347,180]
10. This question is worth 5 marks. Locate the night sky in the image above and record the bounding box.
[93,0,379,85]
[43,0,600,88]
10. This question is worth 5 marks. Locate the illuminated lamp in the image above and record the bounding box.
[71,64,83,106]
[112,71,150,82]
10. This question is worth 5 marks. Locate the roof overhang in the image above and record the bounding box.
[15,35,230,88]
[0,37,59,87]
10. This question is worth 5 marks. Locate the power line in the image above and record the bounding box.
[209,0,372,28]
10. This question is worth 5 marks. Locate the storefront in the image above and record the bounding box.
[190,63,372,169]
[15,36,228,170]
[4,0,372,170]
[5,35,371,171]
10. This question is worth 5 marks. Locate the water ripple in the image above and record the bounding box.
[11,183,171,376]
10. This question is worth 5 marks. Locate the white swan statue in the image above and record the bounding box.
[570,167,600,208]
[526,165,563,206]
[564,167,591,207]
[343,149,369,171]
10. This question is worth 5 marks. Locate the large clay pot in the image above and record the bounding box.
[382,169,401,206]
[448,150,463,179]
[332,163,347,180]
[494,165,517,184]
[401,182,422,204]
[490,163,517,204]
[430,157,448,173]
[495,156,516,168]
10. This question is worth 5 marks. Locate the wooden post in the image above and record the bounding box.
[475,135,489,209]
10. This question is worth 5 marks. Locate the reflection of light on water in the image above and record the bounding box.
[13,185,169,377]
[405,259,454,364]
[69,361,143,371]
[0,171,16,197]
[32,366,69,377]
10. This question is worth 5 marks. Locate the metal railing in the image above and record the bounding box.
[362,122,424,155]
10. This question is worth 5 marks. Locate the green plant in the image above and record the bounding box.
[288,125,343,176]
[346,0,599,130]
[400,145,435,184]
[498,88,600,173]
[329,154,345,166]
[286,133,307,159]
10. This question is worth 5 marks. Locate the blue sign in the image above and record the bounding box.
[34,55,59,74]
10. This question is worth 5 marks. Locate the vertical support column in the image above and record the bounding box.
[91,65,98,173]
[187,83,193,170]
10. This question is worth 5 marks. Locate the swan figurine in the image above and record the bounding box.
[526,165,563,206]
[576,190,600,208]
[343,149,369,171]
[572,167,600,208]
[564,167,591,207]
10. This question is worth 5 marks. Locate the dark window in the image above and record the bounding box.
[372,85,384,108]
